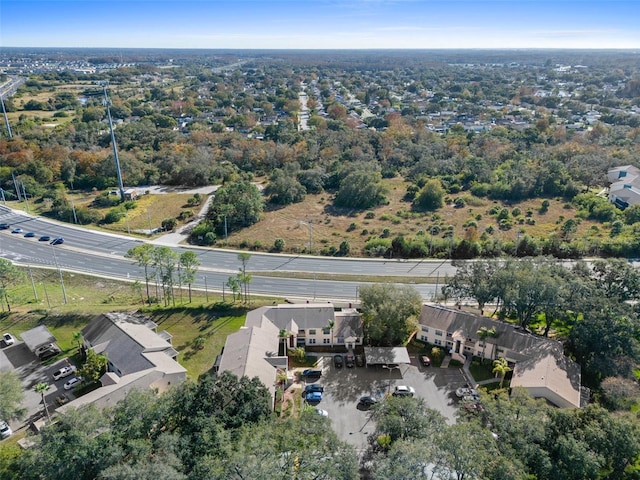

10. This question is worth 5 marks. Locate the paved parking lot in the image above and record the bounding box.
[301,354,466,449]
[1,342,77,431]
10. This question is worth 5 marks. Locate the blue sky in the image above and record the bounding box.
[2,0,639,49]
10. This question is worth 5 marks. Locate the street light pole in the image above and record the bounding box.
[50,244,67,304]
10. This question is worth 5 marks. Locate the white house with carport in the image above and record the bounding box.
[608,165,640,209]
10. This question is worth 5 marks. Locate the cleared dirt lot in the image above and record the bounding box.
[302,354,466,450]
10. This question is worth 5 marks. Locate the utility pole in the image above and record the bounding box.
[27,265,38,302]
[71,201,78,224]
[50,244,67,304]
[103,84,125,202]
[0,92,12,140]
[21,181,29,212]
[11,171,21,202]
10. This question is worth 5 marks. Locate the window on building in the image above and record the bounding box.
[420,335,428,342]
[322,328,330,335]
[337,337,344,344]
[308,338,316,344]
[446,341,453,347]
[434,339,442,346]
[464,346,472,351]
[446,332,452,338]
[421,326,429,332]
[323,338,331,344]
[309,329,316,335]
[435,330,443,337]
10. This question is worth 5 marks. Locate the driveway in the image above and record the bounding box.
[304,355,466,450]
[1,342,77,431]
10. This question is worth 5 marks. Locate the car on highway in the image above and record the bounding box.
[304,384,324,394]
[11,227,23,234]
[333,354,343,368]
[302,369,322,379]
[35,343,61,360]
[345,353,355,368]
[0,223,10,230]
[53,365,77,381]
[38,235,51,242]
[23,231,36,238]
[392,385,415,397]
[305,391,322,403]
[64,376,83,390]
[50,237,64,245]
[2,333,16,346]
[358,396,378,409]
[0,421,12,439]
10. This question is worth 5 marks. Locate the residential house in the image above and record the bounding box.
[417,304,582,408]
[218,303,363,405]
[608,165,640,209]
[58,312,186,413]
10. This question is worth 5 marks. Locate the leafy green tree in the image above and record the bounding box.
[226,275,241,302]
[152,246,179,307]
[359,283,422,346]
[125,244,155,304]
[0,371,26,421]
[265,170,306,204]
[206,180,264,235]
[178,251,200,303]
[79,349,108,384]
[370,396,445,443]
[444,259,499,314]
[591,258,640,301]
[335,169,388,209]
[0,258,25,312]
[213,414,358,479]
[16,405,119,480]
[237,252,252,303]
[414,179,445,211]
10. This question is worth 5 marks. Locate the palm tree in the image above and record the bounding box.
[326,319,335,348]
[476,326,497,363]
[278,329,289,356]
[34,383,51,422]
[492,357,512,388]
[72,331,83,351]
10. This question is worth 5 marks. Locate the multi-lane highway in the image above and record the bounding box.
[0,206,450,300]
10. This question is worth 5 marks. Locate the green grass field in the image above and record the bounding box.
[1,268,282,379]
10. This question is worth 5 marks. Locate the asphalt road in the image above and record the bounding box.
[0,205,448,300]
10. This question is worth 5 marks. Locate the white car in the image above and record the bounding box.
[2,333,15,346]
[0,421,12,439]
[315,408,329,417]
[63,377,83,390]
[456,387,478,398]
[392,385,415,397]
[53,365,77,381]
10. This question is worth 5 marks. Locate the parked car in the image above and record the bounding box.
[50,237,64,245]
[2,333,16,346]
[64,376,83,390]
[455,387,478,398]
[35,343,61,360]
[0,223,10,230]
[53,365,77,381]
[358,396,378,408]
[304,384,324,393]
[345,353,355,368]
[333,354,343,368]
[392,385,415,397]
[302,369,322,379]
[314,408,329,417]
[23,232,36,238]
[11,228,22,234]
[38,235,51,242]
[462,394,481,402]
[305,391,322,402]
[0,421,12,439]
[419,355,432,366]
